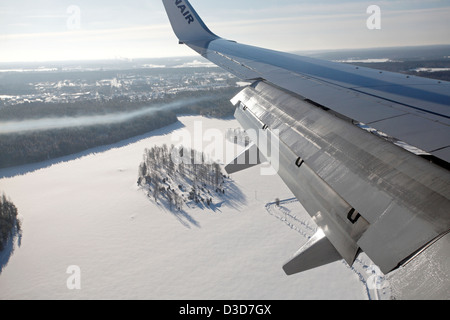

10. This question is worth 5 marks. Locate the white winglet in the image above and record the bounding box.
[162,0,219,43]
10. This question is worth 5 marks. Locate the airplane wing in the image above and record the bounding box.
[162,0,450,298]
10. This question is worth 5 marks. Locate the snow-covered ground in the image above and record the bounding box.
[0,116,374,300]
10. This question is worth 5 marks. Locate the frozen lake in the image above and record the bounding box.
[0,116,371,299]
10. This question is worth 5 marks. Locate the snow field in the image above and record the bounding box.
[0,116,367,299]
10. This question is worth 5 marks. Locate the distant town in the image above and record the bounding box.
[0,57,243,107]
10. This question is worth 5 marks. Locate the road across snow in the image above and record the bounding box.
[0,116,369,299]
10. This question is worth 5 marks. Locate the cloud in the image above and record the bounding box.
[0,97,212,134]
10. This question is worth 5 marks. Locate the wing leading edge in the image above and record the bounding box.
[162,0,450,293]
[162,0,450,163]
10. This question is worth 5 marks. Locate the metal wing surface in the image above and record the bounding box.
[162,0,450,297]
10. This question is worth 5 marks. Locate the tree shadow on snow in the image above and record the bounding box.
[142,177,247,229]
[0,226,22,275]
[220,179,247,211]
[156,200,201,229]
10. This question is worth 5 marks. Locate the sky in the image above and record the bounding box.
[0,0,450,62]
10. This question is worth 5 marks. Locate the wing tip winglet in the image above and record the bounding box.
[162,0,219,42]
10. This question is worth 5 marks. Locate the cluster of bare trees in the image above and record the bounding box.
[137,144,225,210]
[0,193,21,251]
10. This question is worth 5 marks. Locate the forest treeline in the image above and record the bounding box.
[0,87,239,169]
[0,111,177,168]
[0,193,21,251]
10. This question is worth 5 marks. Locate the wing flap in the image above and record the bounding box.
[283,229,342,275]
[224,143,265,175]
[232,81,450,273]
[368,114,450,153]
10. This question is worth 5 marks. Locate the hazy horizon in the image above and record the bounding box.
[0,44,449,66]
